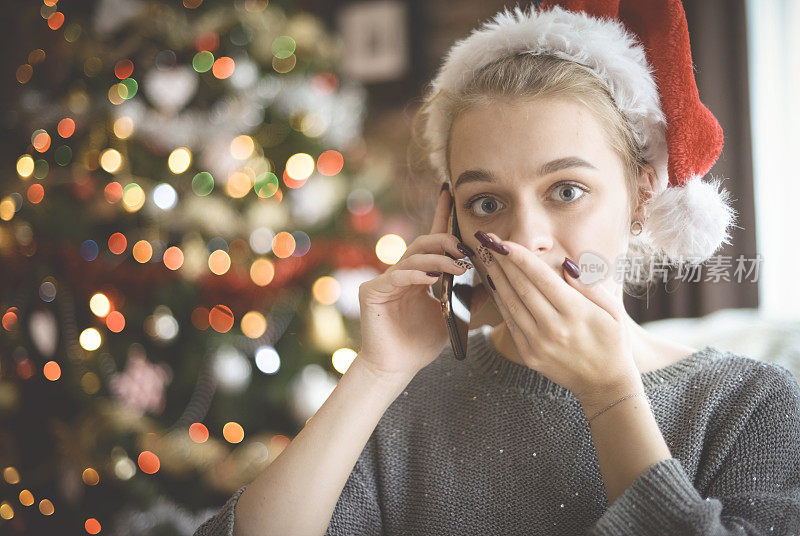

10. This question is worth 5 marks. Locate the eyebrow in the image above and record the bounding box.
[454,156,598,188]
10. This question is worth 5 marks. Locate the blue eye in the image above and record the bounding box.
[552,182,588,203]
[463,181,589,218]
[463,196,504,217]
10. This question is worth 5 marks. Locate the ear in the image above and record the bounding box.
[632,162,658,221]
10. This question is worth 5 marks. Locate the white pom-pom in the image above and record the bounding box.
[646,175,739,262]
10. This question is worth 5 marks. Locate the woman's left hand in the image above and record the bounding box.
[474,231,641,404]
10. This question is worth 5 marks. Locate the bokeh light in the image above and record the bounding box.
[163,246,184,270]
[209,305,234,333]
[108,232,127,254]
[132,240,153,263]
[312,276,340,305]
[3,467,20,484]
[106,311,126,333]
[16,155,34,178]
[212,57,235,79]
[192,171,214,195]
[18,490,34,507]
[332,348,358,374]
[100,148,122,173]
[255,346,280,374]
[89,293,111,317]
[137,451,160,474]
[230,135,255,159]
[189,423,209,443]
[222,422,244,443]
[43,361,61,381]
[0,502,12,520]
[57,118,75,138]
[317,150,343,176]
[208,250,231,275]
[285,153,314,181]
[375,234,407,265]
[39,499,54,515]
[82,468,100,486]
[153,183,178,209]
[113,116,134,139]
[272,232,296,258]
[122,183,145,211]
[241,311,267,338]
[250,258,275,286]
[85,518,101,534]
[168,147,191,173]
[79,328,102,351]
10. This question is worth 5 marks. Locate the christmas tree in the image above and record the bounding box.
[0,0,412,533]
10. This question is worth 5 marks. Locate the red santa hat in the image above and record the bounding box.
[421,0,738,263]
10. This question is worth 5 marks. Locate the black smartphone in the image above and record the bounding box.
[431,200,494,360]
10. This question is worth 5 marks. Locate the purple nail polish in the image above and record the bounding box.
[427,271,442,278]
[563,258,581,279]
[474,230,509,255]
[457,242,476,258]
[486,274,496,291]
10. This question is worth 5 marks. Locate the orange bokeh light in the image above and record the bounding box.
[189,422,209,443]
[57,118,75,138]
[114,59,134,79]
[163,246,184,270]
[317,150,344,176]
[85,518,101,534]
[222,422,244,443]
[132,240,153,263]
[108,232,127,255]
[209,305,234,333]
[47,12,65,30]
[272,232,296,258]
[212,57,235,79]
[33,131,51,152]
[43,361,61,381]
[104,182,123,203]
[106,311,125,333]
[137,451,160,474]
[27,184,44,204]
[2,310,18,330]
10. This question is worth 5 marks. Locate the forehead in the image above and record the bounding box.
[448,97,614,175]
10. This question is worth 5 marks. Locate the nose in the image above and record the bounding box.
[505,208,554,255]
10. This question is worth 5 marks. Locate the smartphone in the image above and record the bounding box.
[431,200,494,360]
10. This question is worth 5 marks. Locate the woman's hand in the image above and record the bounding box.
[472,230,640,403]
[355,184,473,380]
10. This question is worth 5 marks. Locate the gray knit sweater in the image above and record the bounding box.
[194,326,800,535]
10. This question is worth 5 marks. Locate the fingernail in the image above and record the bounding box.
[453,259,473,270]
[427,271,442,278]
[457,242,476,258]
[474,230,509,255]
[486,274,496,291]
[563,257,581,279]
[441,181,450,193]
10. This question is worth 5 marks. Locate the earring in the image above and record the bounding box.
[630,220,644,236]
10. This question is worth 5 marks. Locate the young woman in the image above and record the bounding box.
[195,2,800,535]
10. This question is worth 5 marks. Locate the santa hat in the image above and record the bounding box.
[421,0,738,263]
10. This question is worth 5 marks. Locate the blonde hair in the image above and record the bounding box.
[409,53,663,297]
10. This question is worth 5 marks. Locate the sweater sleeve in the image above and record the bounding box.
[587,363,800,536]
[192,432,383,536]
